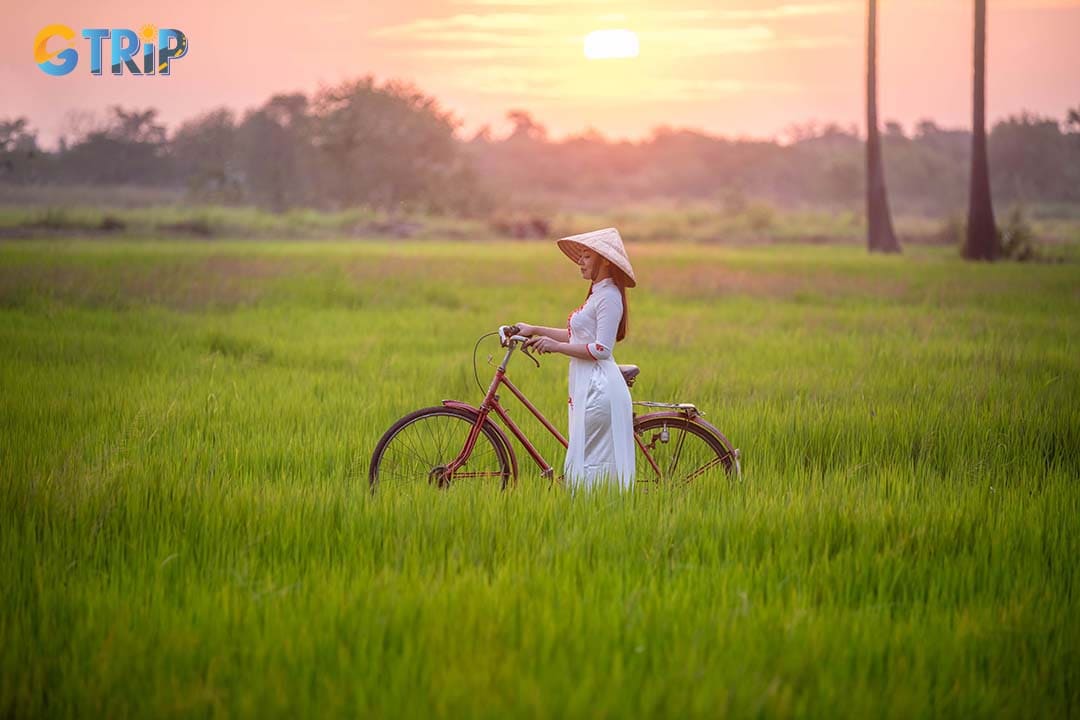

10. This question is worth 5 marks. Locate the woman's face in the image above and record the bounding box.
[577,249,608,280]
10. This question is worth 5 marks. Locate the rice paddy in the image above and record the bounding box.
[1,237,1077,717]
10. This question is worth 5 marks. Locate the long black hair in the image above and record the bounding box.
[613,270,629,342]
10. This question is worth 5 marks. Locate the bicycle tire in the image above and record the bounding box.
[369,406,512,492]
[633,414,737,483]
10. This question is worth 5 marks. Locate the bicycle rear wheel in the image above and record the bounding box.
[634,415,737,483]
[369,406,512,491]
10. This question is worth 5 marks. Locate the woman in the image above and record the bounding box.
[515,227,636,490]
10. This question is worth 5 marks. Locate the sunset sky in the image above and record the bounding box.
[5,0,1079,148]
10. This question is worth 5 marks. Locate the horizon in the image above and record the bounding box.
[5,0,1079,150]
[11,98,1073,156]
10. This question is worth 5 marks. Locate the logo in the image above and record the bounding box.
[34,24,189,77]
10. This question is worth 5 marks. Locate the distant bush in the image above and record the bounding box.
[941,205,1042,262]
[999,206,1038,261]
[745,202,776,233]
[937,215,966,247]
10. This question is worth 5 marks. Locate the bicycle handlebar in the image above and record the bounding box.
[498,325,530,347]
[498,325,540,368]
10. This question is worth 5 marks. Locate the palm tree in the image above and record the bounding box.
[964,0,999,260]
[866,0,900,253]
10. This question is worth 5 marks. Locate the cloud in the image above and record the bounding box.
[446,0,854,17]
[407,46,564,60]
[368,10,835,59]
[371,13,552,36]
[437,62,799,103]
[711,3,853,20]
[450,0,618,5]
[369,4,854,59]
[365,2,855,104]
[640,25,776,55]
[369,12,580,56]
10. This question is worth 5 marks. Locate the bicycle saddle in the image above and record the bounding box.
[618,364,640,388]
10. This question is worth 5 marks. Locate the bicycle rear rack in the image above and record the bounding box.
[632,401,700,410]
[632,400,702,417]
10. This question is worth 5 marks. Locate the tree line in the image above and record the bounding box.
[1,77,1077,232]
[0,77,487,216]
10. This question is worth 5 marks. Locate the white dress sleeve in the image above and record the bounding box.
[585,288,621,361]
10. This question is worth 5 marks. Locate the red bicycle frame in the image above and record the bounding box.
[441,338,664,482]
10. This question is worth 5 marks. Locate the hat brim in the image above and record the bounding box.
[556,239,637,288]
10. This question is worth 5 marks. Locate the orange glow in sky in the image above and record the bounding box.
[4,0,1080,147]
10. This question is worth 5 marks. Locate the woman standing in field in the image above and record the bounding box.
[515,228,636,490]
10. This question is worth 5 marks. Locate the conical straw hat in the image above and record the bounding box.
[556,227,636,288]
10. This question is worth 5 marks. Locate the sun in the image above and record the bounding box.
[583,29,639,60]
[139,24,157,42]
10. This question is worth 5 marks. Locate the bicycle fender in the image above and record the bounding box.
[634,410,735,453]
[440,400,520,482]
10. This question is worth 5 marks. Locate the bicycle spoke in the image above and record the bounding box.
[666,427,688,479]
[387,431,429,470]
[681,455,728,483]
[423,413,450,462]
[634,418,733,484]
[397,425,429,464]
[372,409,509,488]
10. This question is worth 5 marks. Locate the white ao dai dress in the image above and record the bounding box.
[564,277,635,489]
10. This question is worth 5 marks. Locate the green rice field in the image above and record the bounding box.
[2,237,1078,717]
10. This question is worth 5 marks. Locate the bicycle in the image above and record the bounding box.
[368,325,741,490]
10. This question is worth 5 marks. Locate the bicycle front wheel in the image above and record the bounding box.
[369,406,512,491]
[634,415,737,484]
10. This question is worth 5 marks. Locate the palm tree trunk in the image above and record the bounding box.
[964,0,999,260]
[866,0,901,253]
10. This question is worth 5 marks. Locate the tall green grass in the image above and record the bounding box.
[1,239,1077,717]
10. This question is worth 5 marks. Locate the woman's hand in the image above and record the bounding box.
[514,322,535,337]
[525,336,561,354]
